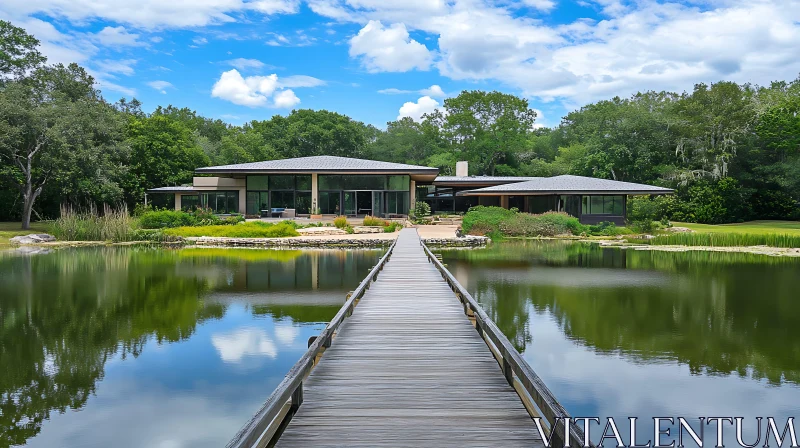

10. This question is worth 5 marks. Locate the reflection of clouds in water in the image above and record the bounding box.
[212,328,277,363]
[526,310,800,442]
[27,379,259,448]
[274,322,299,346]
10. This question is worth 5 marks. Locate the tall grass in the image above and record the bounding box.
[52,204,136,242]
[649,232,800,248]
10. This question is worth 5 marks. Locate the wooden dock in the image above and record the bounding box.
[228,228,585,448]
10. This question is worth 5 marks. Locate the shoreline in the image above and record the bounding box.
[4,233,799,256]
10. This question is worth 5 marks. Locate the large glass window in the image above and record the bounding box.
[247,175,269,190]
[385,191,409,215]
[270,191,294,209]
[246,192,269,215]
[181,195,200,211]
[296,175,312,190]
[270,175,295,190]
[201,191,239,214]
[319,175,341,190]
[295,191,312,214]
[319,191,340,214]
[388,175,410,191]
[582,195,624,215]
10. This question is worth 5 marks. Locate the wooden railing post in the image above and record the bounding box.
[291,383,303,411]
[502,356,513,385]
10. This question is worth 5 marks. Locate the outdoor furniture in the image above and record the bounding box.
[358,208,372,215]
[281,209,296,218]
[269,208,285,218]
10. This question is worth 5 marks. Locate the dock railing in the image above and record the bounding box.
[421,242,589,448]
[226,239,397,448]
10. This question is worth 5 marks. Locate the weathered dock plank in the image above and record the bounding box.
[275,229,543,447]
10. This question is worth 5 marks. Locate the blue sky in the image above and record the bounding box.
[3,0,799,128]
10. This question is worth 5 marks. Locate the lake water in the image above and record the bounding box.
[0,246,384,448]
[2,242,799,447]
[438,240,800,444]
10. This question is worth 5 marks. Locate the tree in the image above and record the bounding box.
[250,109,369,159]
[433,91,537,175]
[126,115,209,203]
[0,63,116,229]
[0,20,46,79]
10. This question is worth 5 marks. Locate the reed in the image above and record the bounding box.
[51,204,136,242]
[649,232,800,248]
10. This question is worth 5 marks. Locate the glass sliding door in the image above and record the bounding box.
[372,191,383,217]
[343,191,356,216]
[356,191,372,216]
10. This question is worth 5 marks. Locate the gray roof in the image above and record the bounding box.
[196,156,439,174]
[434,176,537,186]
[147,186,196,193]
[460,175,673,195]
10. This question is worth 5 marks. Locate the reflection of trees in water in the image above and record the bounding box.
[0,248,223,446]
[441,242,800,386]
[0,247,383,446]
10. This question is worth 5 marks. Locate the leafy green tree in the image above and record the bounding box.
[0,63,121,229]
[432,90,537,175]
[0,20,46,79]
[251,109,369,159]
[125,115,209,203]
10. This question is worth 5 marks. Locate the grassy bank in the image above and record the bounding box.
[0,222,51,244]
[649,232,800,248]
[672,220,800,236]
[164,222,299,238]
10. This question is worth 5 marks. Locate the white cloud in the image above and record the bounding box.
[93,26,143,47]
[5,0,300,29]
[150,36,163,43]
[521,0,556,12]
[250,0,300,14]
[95,59,137,76]
[192,36,208,45]
[278,75,326,88]
[379,84,446,97]
[211,69,310,108]
[312,0,800,108]
[349,20,433,72]
[211,328,277,363]
[397,96,439,121]
[95,77,137,96]
[273,89,301,108]
[147,80,174,94]
[224,58,266,71]
[419,84,445,97]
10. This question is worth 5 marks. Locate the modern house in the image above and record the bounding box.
[148,156,672,224]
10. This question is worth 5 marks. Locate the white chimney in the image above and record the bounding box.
[456,161,469,177]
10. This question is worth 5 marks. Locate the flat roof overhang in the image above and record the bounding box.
[458,189,674,196]
[194,168,438,183]
[146,187,198,193]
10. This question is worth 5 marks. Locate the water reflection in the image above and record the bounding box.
[0,246,383,447]
[438,241,800,442]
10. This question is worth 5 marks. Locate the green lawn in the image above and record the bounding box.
[0,222,51,244]
[672,220,800,236]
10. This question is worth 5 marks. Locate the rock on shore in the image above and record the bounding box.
[9,234,57,245]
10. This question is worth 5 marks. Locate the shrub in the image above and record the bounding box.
[222,214,246,225]
[363,215,388,227]
[138,210,197,229]
[461,206,516,234]
[466,222,495,236]
[384,222,403,232]
[629,220,656,234]
[333,216,348,229]
[52,204,135,242]
[192,207,222,226]
[130,228,183,242]
[414,201,431,218]
[164,222,299,238]
[497,212,582,237]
